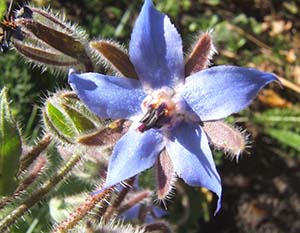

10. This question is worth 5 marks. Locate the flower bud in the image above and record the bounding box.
[43,91,104,144]
[13,6,93,71]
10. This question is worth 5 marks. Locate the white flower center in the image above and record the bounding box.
[137,87,196,132]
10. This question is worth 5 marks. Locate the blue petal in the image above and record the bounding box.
[68,69,146,119]
[104,127,164,188]
[129,0,184,89]
[166,122,222,213]
[119,204,140,221]
[181,66,278,121]
[152,206,168,218]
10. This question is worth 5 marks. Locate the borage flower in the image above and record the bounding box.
[69,0,277,213]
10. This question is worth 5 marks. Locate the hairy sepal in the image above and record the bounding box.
[155,150,176,200]
[90,40,138,79]
[43,91,103,144]
[203,121,247,160]
[16,18,93,71]
[185,32,216,76]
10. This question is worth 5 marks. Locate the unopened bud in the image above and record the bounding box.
[13,6,93,71]
[43,91,104,143]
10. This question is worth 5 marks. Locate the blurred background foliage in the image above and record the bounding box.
[1,0,300,232]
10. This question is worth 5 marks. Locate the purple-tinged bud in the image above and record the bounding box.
[13,6,94,71]
[13,40,79,67]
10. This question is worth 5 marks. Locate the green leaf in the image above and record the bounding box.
[266,128,300,152]
[0,0,6,19]
[206,0,221,6]
[283,2,298,14]
[0,88,22,196]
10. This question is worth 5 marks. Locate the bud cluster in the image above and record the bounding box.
[12,6,94,71]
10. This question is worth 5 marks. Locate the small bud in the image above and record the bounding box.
[43,91,104,144]
[13,40,79,67]
[0,88,22,196]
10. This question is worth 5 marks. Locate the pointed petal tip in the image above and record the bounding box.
[214,197,222,215]
[129,0,184,88]
[261,71,279,83]
[90,183,115,197]
[264,72,282,88]
[91,187,105,196]
[183,66,281,121]
[68,68,78,79]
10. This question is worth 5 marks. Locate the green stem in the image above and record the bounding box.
[114,1,136,38]
[0,153,81,231]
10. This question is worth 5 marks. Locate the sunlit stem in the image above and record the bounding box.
[0,153,81,232]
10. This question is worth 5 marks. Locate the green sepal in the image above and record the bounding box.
[0,88,22,196]
[43,92,103,144]
[61,96,99,134]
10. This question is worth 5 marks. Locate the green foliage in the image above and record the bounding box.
[0,0,300,232]
[0,88,21,196]
[0,0,6,18]
[253,107,300,153]
[266,128,300,152]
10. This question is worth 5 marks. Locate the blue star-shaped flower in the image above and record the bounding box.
[69,0,277,213]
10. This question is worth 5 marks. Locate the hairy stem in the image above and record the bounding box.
[118,191,151,215]
[52,187,114,233]
[0,153,81,231]
[18,134,52,174]
[103,177,135,220]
